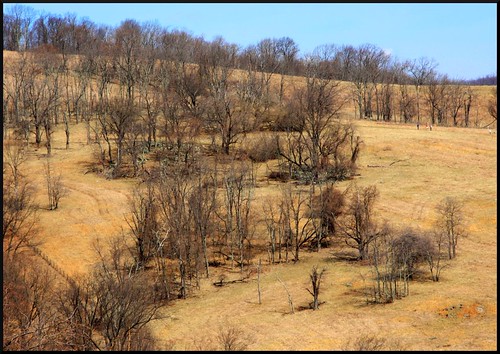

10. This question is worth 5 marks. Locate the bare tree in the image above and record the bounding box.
[3,51,31,139]
[136,22,162,151]
[167,32,207,121]
[216,324,249,351]
[462,85,474,127]
[113,19,142,102]
[189,168,218,278]
[424,73,448,125]
[161,93,199,164]
[391,228,432,281]
[336,184,384,260]
[3,140,28,188]
[200,37,249,154]
[60,56,90,147]
[123,119,147,177]
[344,334,387,351]
[279,185,314,262]
[487,87,497,125]
[425,229,448,282]
[276,37,299,103]
[447,82,466,126]
[307,183,345,250]
[3,175,38,256]
[370,228,398,303]
[126,180,160,268]
[393,61,416,123]
[276,276,295,314]
[405,57,437,125]
[263,200,280,264]
[106,97,138,177]
[435,197,466,260]
[307,265,326,310]
[44,159,67,210]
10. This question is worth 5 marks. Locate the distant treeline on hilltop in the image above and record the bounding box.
[462,74,497,86]
[3,4,496,86]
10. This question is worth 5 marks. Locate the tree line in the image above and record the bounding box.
[4,4,497,131]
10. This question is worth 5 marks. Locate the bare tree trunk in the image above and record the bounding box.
[276,276,294,314]
[257,258,262,305]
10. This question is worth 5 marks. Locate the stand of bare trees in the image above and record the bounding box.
[276,57,360,183]
[434,197,466,260]
[3,6,490,350]
[3,140,39,256]
[215,160,255,270]
[44,159,67,210]
[369,227,432,303]
[336,184,386,261]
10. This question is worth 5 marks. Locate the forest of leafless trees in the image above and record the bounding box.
[3,4,492,351]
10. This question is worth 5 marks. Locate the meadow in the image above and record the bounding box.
[13,115,496,350]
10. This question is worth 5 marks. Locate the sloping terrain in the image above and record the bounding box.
[13,118,496,350]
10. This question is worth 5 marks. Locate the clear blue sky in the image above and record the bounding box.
[4,3,497,80]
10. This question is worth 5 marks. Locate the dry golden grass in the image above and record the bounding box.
[8,115,496,350]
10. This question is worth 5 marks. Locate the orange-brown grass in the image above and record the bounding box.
[8,114,496,350]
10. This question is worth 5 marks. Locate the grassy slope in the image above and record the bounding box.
[4,49,496,350]
[13,118,496,350]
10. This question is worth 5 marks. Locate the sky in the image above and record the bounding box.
[4,3,497,80]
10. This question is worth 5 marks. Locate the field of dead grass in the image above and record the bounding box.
[9,114,496,350]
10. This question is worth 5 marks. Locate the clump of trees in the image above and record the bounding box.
[44,159,67,210]
[3,140,39,256]
[364,194,467,304]
[3,236,162,351]
[275,63,362,182]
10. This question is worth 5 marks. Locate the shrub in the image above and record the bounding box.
[245,134,280,162]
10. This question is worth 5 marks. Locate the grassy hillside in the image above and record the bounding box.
[10,117,496,350]
[3,49,497,350]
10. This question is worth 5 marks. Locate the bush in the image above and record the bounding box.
[270,110,304,132]
[392,228,433,279]
[245,134,280,162]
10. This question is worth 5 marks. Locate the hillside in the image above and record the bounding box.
[3,47,497,350]
[9,118,496,350]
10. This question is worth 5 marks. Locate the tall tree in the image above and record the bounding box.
[336,184,385,260]
[3,4,36,51]
[113,19,142,102]
[435,197,466,260]
[406,57,437,125]
[200,37,248,154]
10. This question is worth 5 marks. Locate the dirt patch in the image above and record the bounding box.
[438,303,487,319]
